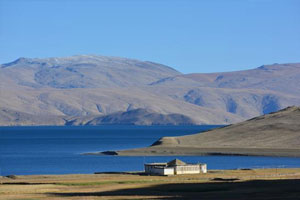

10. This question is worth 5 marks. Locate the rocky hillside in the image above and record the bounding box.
[0,55,300,125]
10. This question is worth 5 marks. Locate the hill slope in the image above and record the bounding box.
[149,63,300,119]
[0,55,300,125]
[113,107,300,157]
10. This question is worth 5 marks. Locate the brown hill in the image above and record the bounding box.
[113,107,300,157]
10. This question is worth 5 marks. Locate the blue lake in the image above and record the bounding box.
[1,125,300,175]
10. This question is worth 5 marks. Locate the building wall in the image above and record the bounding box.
[145,163,207,175]
[145,165,156,174]
[175,165,200,175]
[145,165,174,175]
[163,168,174,175]
[200,164,207,173]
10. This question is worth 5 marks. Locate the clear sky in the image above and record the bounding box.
[0,0,299,73]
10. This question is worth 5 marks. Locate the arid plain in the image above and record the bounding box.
[1,168,300,200]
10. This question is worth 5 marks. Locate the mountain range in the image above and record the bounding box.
[1,55,300,125]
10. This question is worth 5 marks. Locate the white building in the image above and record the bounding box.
[144,159,207,175]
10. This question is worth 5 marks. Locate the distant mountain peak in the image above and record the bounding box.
[1,55,179,70]
[2,57,32,67]
[257,63,300,71]
[0,54,181,89]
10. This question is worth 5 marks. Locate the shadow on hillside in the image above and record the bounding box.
[48,179,300,200]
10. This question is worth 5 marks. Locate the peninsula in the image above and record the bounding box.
[97,106,300,157]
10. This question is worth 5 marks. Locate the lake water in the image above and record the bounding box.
[1,125,300,175]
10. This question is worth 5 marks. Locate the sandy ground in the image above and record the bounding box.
[1,168,300,200]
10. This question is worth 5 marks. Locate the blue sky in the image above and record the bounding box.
[0,0,299,73]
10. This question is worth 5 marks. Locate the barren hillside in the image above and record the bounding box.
[1,55,300,125]
[113,107,300,157]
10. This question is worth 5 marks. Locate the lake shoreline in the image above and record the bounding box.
[88,146,300,157]
[3,125,300,175]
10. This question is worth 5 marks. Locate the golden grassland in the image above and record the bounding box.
[1,168,300,200]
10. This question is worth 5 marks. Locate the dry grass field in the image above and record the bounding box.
[1,168,300,200]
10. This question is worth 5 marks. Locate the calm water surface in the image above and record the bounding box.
[1,125,300,175]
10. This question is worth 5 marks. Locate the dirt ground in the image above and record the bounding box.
[1,168,300,200]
